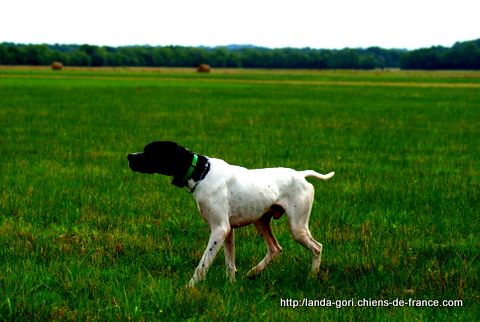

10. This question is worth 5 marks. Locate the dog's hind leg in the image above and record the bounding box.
[286,185,323,275]
[290,226,323,274]
[247,213,282,278]
[224,229,237,282]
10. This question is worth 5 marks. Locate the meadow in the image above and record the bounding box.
[0,67,479,320]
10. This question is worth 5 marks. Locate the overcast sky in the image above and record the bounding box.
[1,0,478,49]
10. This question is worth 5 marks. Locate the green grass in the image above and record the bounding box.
[0,67,479,320]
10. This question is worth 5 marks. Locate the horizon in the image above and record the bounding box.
[2,39,478,51]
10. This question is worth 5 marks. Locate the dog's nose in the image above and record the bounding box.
[127,153,141,172]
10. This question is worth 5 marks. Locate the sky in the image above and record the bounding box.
[1,0,479,49]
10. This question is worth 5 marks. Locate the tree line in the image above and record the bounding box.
[399,39,480,69]
[0,39,478,70]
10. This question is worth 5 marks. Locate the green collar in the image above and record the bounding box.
[183,153,198,183]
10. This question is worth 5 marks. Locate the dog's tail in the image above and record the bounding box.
[300,170,335,181]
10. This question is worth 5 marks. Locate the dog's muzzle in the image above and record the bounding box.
[127,153,144,172]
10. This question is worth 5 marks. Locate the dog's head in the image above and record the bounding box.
[127,141,191,176]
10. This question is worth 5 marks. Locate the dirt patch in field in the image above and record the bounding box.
[1,70,480,89]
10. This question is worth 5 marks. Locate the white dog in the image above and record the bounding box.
[128,141,334,286]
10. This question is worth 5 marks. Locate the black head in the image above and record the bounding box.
[127,141,191,176]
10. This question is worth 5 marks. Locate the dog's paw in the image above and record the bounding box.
[246,268,259,280]
[187,278,197,288]
[307,269,323,281]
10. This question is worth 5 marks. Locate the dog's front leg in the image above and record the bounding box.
[188,225,230,287]
[224,229,236,282]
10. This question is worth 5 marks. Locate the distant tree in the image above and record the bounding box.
[210,47,229,67]
[79,45,108,66]
[358,54,379,69]
[225,51,241,68]
[3,45,28,65]
[401,47,443,69]
[449,41,480,69]
[0,44,14,64]
[24,45,51,65]
[69,50,91,66]
[328,49,359,69]
[399,40,480,70]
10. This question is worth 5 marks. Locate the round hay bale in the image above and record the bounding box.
[51,61,64,70]
[197,64,211,73]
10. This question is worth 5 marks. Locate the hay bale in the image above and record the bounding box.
[197,64,210,73]
[51,61,63,70]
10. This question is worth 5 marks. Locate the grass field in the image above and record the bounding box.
[0,67,479,320]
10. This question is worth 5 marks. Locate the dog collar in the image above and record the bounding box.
[188,160,210,193]
[184,153,198,183]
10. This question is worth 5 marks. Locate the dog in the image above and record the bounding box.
[127,141,334,286]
